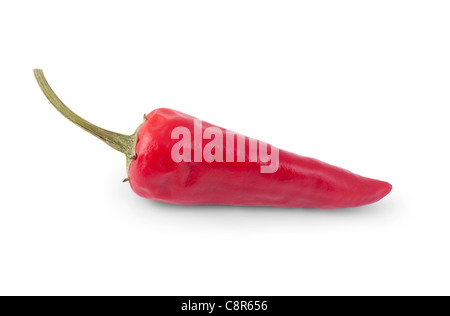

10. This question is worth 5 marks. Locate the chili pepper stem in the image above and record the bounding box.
[33,69,143,161]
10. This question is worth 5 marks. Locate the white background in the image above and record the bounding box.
[0,1,449,296]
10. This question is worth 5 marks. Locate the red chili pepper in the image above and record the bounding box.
[34,69,391,208]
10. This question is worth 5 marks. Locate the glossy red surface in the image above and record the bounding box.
[128,108,392,208]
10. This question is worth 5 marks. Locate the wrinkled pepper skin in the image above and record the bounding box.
[129,108,392,208]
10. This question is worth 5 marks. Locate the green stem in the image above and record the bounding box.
[33,69,136,158]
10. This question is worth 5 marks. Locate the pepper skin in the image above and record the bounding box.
[34,69,392,209]
[129,108,391,208]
